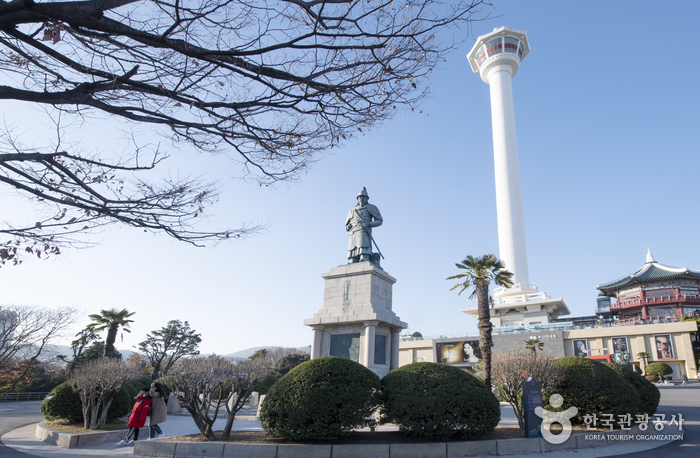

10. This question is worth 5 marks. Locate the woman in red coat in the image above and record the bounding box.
[117,387,151,446]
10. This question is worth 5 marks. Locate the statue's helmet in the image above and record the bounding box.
[357,187,369,199]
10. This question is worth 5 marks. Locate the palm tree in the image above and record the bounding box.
[447,254,513,391]
[637,351,650,371]
[86,308,135,357]
[524,338,544,355]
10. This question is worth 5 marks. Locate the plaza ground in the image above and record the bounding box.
[1,383,697,457]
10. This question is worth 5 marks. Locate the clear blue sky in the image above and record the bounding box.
[2,1,700,355]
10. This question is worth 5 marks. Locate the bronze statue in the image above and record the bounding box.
[345,187,383,264]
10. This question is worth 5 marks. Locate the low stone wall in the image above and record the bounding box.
[34,421,147,448]
[133,426,647,458]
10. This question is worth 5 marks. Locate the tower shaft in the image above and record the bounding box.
[488,65,529,288]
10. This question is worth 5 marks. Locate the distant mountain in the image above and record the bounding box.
[221,346,310,360]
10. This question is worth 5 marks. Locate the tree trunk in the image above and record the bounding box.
[184,404,217,440]
[97,395,116,430]
[104,325,118,357]
[221,390,252,441]
[476,283,492,391]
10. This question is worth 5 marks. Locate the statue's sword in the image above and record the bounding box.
[353,207,384,259]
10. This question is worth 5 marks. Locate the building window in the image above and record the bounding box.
[330,333,360,362]
[486,37,502,57]
[504,37,519,55]
[374,334,387,365]
[474,45,487,67]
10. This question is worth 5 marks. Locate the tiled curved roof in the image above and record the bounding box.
[598,259,700,292]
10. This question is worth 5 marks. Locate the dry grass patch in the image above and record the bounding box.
[43,419,127,434]
[164,425,606,444]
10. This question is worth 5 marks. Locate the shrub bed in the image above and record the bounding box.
[543,357,640,426]
[645,362,673,376]
[40,376,153,423]
[380,362,500,440]
[603,363,660,415]
[260,356,381,441]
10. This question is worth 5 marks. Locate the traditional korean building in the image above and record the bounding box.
[597,249,700,324]
[399,249,700,379]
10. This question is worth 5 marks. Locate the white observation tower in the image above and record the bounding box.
[464,27,569,327]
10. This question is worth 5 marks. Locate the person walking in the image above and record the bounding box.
[117,387,151,446]
[148,382,167,439]
[681,374,688,386]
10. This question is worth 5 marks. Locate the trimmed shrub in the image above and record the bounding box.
[645,362,672,376]
[41,382,83,422]
[260,356,380,441]
[273,353,310,376]
[543,357,640,425]
[380,362,500,440]
[254,374,280,396]
[633,365,643,375]
[108,376,154,421]
[604,363,660,415]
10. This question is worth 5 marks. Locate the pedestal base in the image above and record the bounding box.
[304,262,407,378]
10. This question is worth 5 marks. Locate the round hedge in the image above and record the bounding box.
[543,357,640,425]
[645,362,672,376]
[254,374,280,396]
[260,356,381,441]
[40,376,153,423]
[380,362,500,440]
[603,363,660,416]
[41,382,83,422]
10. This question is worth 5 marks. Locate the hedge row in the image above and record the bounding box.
[260,357,500,441]
[543,357,659,426]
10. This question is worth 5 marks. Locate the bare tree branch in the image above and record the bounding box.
[0,0,489,263]
[0,304,79,390]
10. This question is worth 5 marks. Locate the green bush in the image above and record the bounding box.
[645,362,672,376]
[633,365,643,375]
[260,356,381,441]
[41,382,83,422]
[254,374,280,396]
[110,376,155,420]
[544,357,640,425]
[380,362,500,440]
[273,353,310,376]
[603,363,660,415]
[40,376,153,422]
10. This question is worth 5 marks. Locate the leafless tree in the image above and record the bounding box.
[0,304,78,391]
[479,350,568,429]
[69,357,143,430]
[0,0,488,264]
[162,355,270,440]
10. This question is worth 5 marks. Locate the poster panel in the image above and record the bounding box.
[435,340,481,364]
[654,334,674,359]
[573,339,589,357]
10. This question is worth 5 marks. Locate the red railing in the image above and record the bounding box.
[610,293,700,310]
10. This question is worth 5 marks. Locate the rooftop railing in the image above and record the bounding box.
[612,293,700,310]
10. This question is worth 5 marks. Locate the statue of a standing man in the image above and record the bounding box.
[346,187,383,264]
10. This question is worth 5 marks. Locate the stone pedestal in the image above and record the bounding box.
[304,262,407,378]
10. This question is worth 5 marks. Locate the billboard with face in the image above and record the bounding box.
[612,336,629,362]
[654,334,674,359]
[436,341,482,364]
[573,339,589,357]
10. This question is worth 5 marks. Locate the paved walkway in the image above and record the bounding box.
[0,404,673,458]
